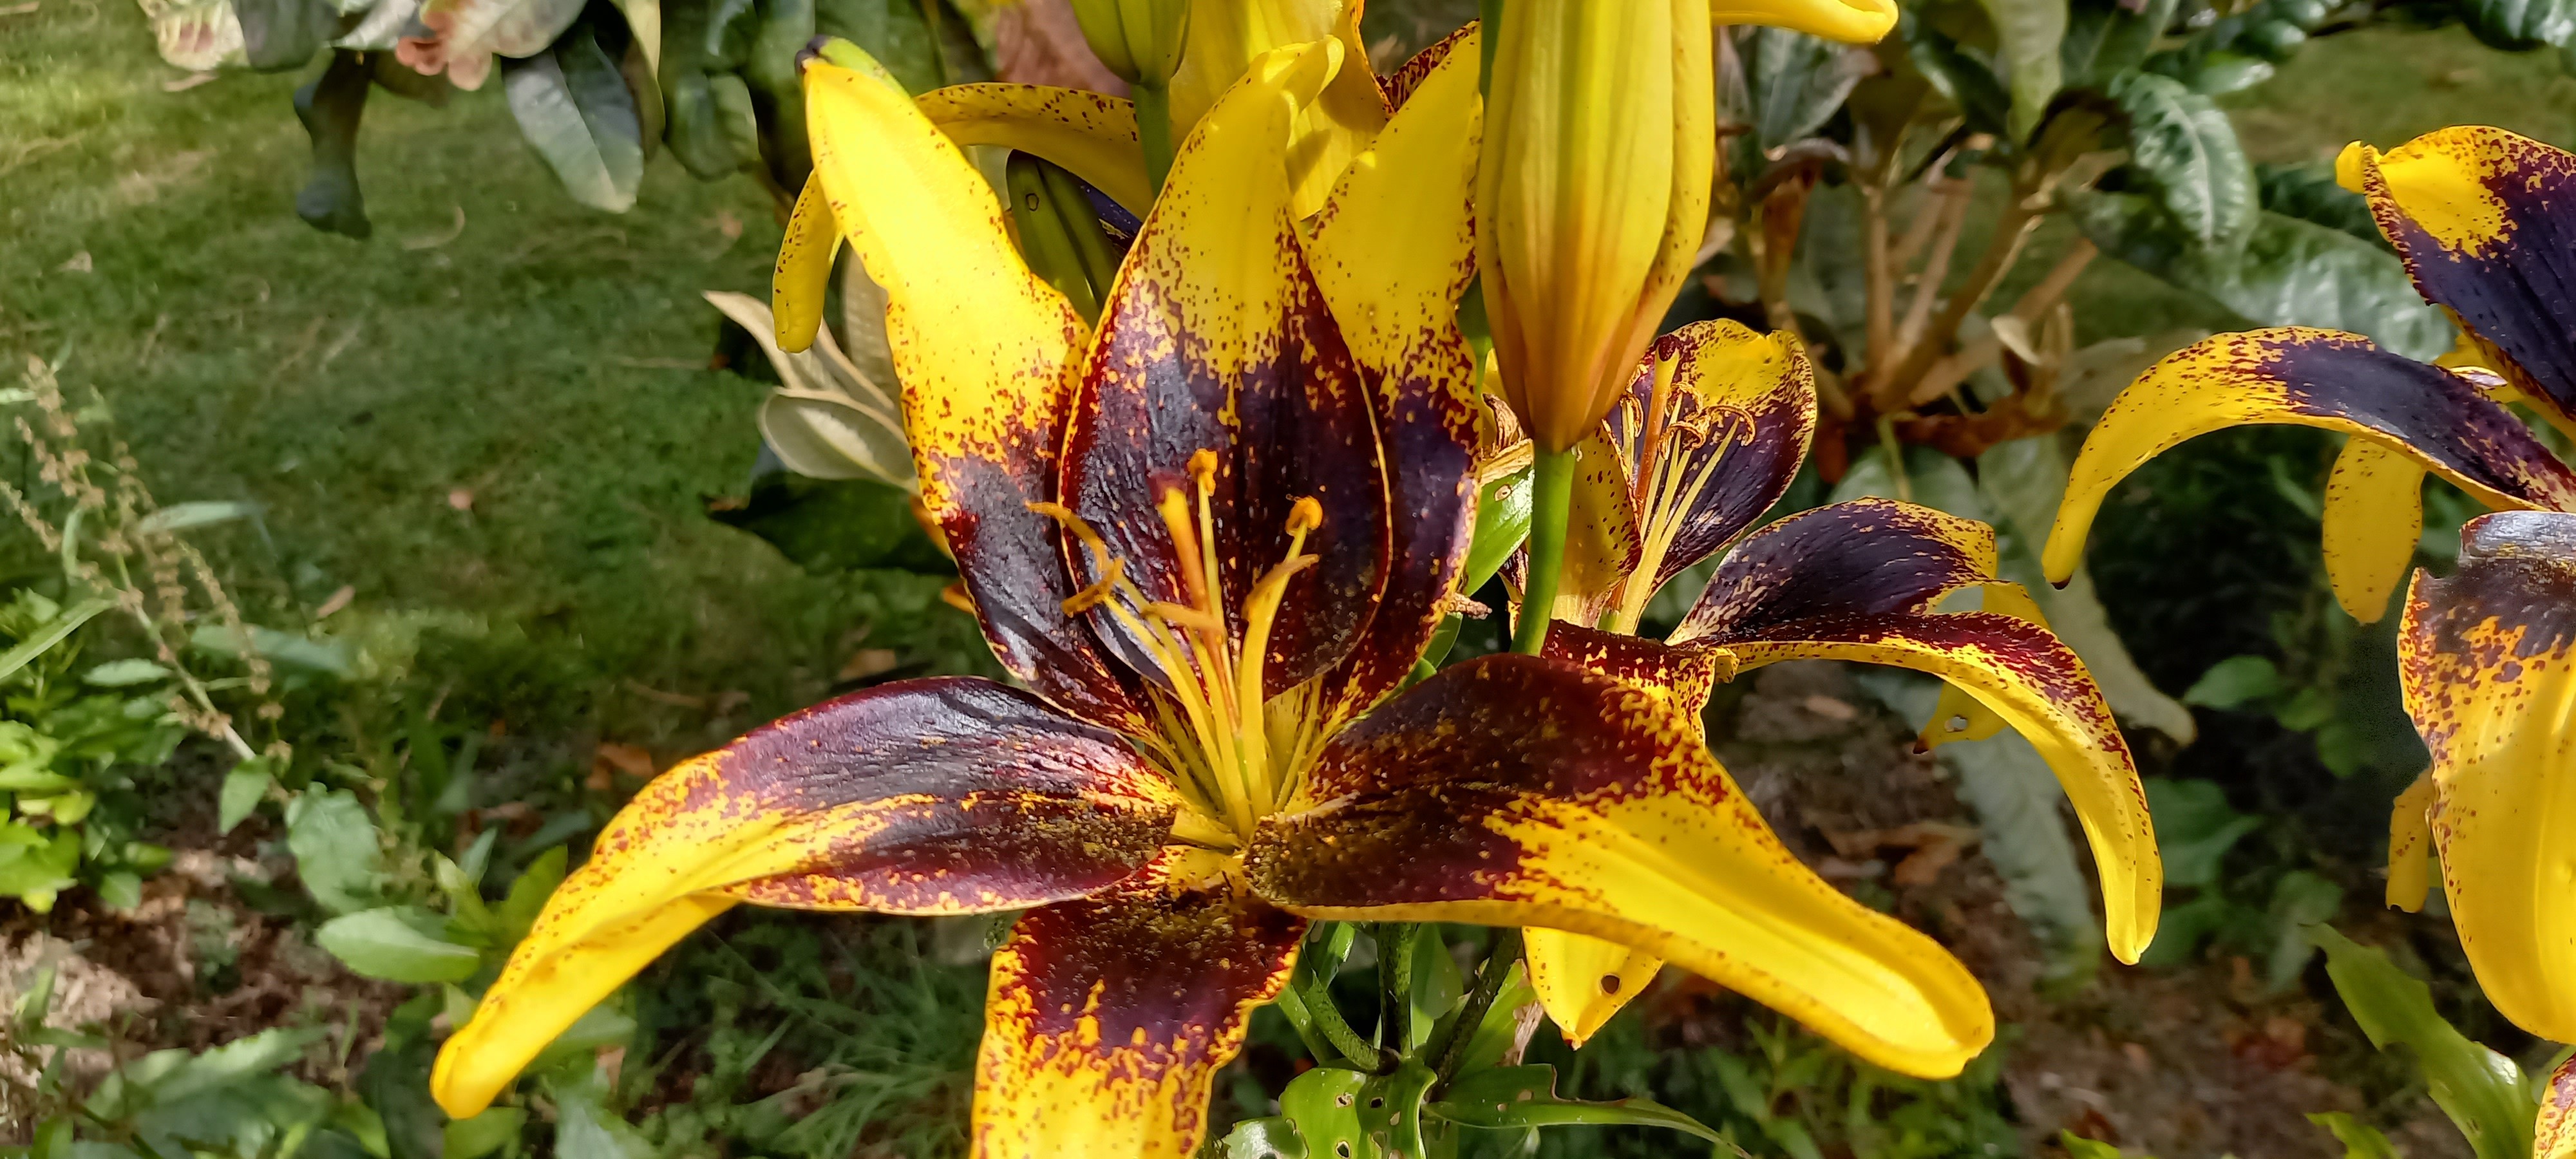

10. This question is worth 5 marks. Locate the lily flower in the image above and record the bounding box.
[1503,321,2161,1043]
[2041,125,2576,1044]
[428,32,1991,1153]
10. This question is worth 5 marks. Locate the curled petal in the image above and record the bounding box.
[1917,584,2043,751]
[2044,328,2576,585]
[2340,127,2576,425]
[2388,769,2436,913]
[976,851,1304,1159]
[773,174,840,353]
[2324,436,2431,623]
[916,83,1152,219]
[1720,612,2160,963]
[1377,22,1475,111]
[806,59,1145,728]
[1308,33,1484,719]
[1165,4,1387,217]
[1552,428,1646,626]
[428,678,1179,1119]
[1540,620,1732,717]
[1251,655,1994,1079]
[1061,40,1388,698]
[1711,0,1899,43]
[1673,498,1998,646]
[1525,930,1664,1048]
[1605,319,1819,605]
[2400,509,2576,1042]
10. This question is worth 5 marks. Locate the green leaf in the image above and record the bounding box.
[2142,778,2262,889]
[2257,163,2386,249]
[2455,0,2576,50]
[317,907,484,983]
[503,20,647,213]
[2262,870,2344,990]
[814,0,955,95]
[191,622,359,678]
[12,965,53,1030]
[1356,1062,1439,1159]
[219,757,275,835]
[444,1108,528,1159]
[1463,466,1531,596]
[746,0,818,185]
[2060,1130,2148,1158]
[1429,1065,1722,1142]
[1276,1066,1368,1159]
[285,787,383,915]
[138,500,263,536]
[0,827,80,910]
[0,596,114,686]
[2071,192,2454,360]
[545,1062,654,1159]
[82,659,173,687]
[497,845,568,946]
[2108,71,2252,248]
[2061,0,2177,86]
[1904,17,2012,136]
[1405,927,1463,1052]
[1218,1117,1309,1159]
[1738,28,1877,154]
[2183,655,2282,709]
[2309,1112,2402,1159]
[2315,926,2533,1159]
[706,472,953,575]
[1975,0,2066,142]
[2180,49,2276,95]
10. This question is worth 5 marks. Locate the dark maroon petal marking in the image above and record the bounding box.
[1675,499,1996,646]
[934,454,1150,731]
[2259,332,2576,509]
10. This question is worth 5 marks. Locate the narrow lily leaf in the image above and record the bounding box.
[2045,328,2576,587]
[1463,465,1533,595]
[429,679,1179,1119]
[1308,33,1484,720]
[0,597,114,686]
[2322,436,2429,623]
[2315,925,2533,1159]
[2341,127,2576,424]
[2398,510,2576,1043]
[2309,1112,2402,1159]
[2386,769,2435,912]
[1430,1064,1723,1142]
[975,852,1304,1159]
[1251,655,1995,1080]
[804,53,1143,728]
[915,84,1151,218]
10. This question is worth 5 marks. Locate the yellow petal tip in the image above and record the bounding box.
[2335,142,2373,195]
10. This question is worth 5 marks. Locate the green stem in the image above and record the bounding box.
[1133,82,1176,197]
[1377,923,1418,1051]
[1513,444,1577,655]
[1272,983,1345,1067]
[1303,975,1379,1067]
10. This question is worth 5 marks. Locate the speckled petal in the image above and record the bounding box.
[427,678,1177,1120]
[1672,498,1997,646]
[1604,319,1819,599]
[1250,654,1994,1079]
[917,83,1152,218]
[974,853,1303,1159]
[2399,509,2576,1042]
[2323,436,2431,623]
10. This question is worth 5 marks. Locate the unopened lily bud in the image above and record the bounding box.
[1067,0,1191,87]
[1478,0,1716,452]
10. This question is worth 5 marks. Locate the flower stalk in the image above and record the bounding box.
[1513,444,1577,654]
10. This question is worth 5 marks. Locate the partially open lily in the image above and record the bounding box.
[1504,321,2160,1043]
[2043,125,2576,1045]
[428,31,1992,1152]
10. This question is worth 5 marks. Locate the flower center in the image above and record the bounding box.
[1610,348,1754,633]
[1034,449,1329,847]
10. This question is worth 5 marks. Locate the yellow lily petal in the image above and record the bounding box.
[1721,612,2161,963]
[2399,510,2576,1042]
[1710,0,1898,42]
[1553,428,1644,626]
[1164,0,1385,215]
[974,852,1304,1159]
[2540,1053,2576,1159]
[1253,655,1994,1079]
[1526,929,1664,1048]
[430,679,1179,1119]
[2387,769,2436,913]
[1918,583,2044,751]
[915,83,1153,219]
[2323,436,2430,623]
[773,173,841,353]
[2043,328,2576,586]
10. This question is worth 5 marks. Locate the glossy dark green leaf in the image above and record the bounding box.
[2180,48,2275,93]
[1905,14,2012,137]
[1429,1066,1723,1142]
[292,50,372,240]
[2108,71,2251,247]
[663,71,761,178]
[234,0,336,70]
[2061,0,2177,86]
[746,0,816,185]
[2070,191,2454,359]
[1358,1062,1437,1159]
[2257,164,2387,249]
[2261,869,2343,990]
[2315,926,2533,1159]
[503,20,646,212]
[2456,0,2576,49]
[1976,0,2066,142]
[706,472,952,575]
[2141,777,2262,889]
[1278,1068,1368,1159]
[359,1009,446,1159]
[1738,28,1877,154]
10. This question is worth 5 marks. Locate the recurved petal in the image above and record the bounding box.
[1540,621,1732,717]
[1917,584,2043,751]
[1307,29,1483,720]
[428,678,1179,1120]
[1552,428,1646,627]
[1251,655,1995,1079]
[2541,1053,2576,1159]
[2324,436,2431,623]
[2399,509,2576,1042]
[1672,499,1998,646]
[2043,328,2576,586]
[775,174,840,353]
[806,59,1145,729]
[974,851,1305,1159]
[1605,320,1820,594]
[1061,40,1389,697]
[2388,769,2436,913]
[2340,128,2576,425]
[1164,3,1386,218]
[1376,21,1475,111]
[1710,0,1898,42]
[1719,612,2161,963]
[916,83,1152,219]
[1525,930,1665,1048]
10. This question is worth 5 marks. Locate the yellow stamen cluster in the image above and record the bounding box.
[1610,348,1754,632]
[1033,451,1330,845]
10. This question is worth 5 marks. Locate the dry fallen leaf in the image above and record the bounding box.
[57,251,91,274]
[314,584,355,620]
[1800,693,1857,721]
[446,487,473,511]
[839,648,900,682]
[591,742,655,790]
